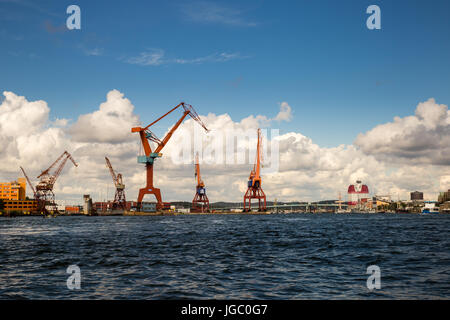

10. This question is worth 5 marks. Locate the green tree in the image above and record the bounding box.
[388,202,397,211]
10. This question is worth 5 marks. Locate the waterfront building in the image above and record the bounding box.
[438,189,450,203]
[65,206,83,214]
[1,200,37,213]
[347,180,369,208]
[0,178,26,201]
[93,201,139,211]
[411,191,424,201]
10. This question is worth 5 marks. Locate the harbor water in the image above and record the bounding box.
[1,214,449,299]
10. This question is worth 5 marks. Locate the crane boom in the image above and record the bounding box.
[249,129,262,187]
[255,128,262,181]
[37,152,66,178]
[20,166,36,196]
[195,153,204,188]
[155,111,189,153]
[132,102,208,158]
[49,151,78,187]
[105,157,117,185]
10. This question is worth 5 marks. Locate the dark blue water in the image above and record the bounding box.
[1,214,449,299]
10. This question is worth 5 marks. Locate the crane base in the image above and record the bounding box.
[243,187,267,212]
[137,187,163,211]
[192,192,210,213]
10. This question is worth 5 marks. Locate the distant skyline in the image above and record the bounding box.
[0,0,449,203]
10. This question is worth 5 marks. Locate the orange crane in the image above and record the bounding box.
[192,153,210,213]
[243,129,266,212]
[35,151,78,214]
[132,102,208,211]
[105,156,126,210]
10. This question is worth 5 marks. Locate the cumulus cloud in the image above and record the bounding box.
[69,90,140,143]
[0,91,68,173]
[0,91,448,205]
[355,98,450,165]
[0,91,49,136]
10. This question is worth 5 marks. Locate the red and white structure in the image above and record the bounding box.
[348,180,369,206]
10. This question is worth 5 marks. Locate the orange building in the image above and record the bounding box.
[0,178,27,201]
[2,200,38,213]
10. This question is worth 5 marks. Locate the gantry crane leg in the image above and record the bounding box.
[137,163,163,210]
[243,186,266,212]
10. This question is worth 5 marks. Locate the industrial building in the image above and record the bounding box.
[1,200,38,213]
[65,206,82,214]
[373,197,391,209]
[0,178,26,201]
[438,189,450,203]
[94,201,139,212]
[0,178,37,213]
[411,191,424,201]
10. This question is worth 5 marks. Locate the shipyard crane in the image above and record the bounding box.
[20,166,36,198]
[105,156,126,210]
[35,151,78,214]
[192,153,210,213]
[243,128,266,212]
[132,102,208,211]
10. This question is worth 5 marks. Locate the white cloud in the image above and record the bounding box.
[355,98,450,165]
[83,47,103,57]
[125,49,165,66]
[1,91,448,205]
[0,91,49,136]
[181,1,257,27]
[174,52,247,64]
[69,89,140,143]
[125,49,246,66]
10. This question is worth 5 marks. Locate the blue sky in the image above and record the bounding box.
[1,0,450,147]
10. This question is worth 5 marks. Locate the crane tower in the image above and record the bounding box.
[105,156,126,210]
[243,129,266,212]
[131,102,208,211]
[35,151,78,214]
[191,153,210,213]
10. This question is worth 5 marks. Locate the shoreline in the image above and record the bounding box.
[1,211,447,217]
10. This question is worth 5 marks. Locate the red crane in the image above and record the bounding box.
[243,129,266,212]
[131,102,208,211]
[20,166,36,198]
[35,151,78,214]
[105,156,126,210]
[191,153,210,213]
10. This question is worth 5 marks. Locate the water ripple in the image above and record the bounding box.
[0,214,449,299]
